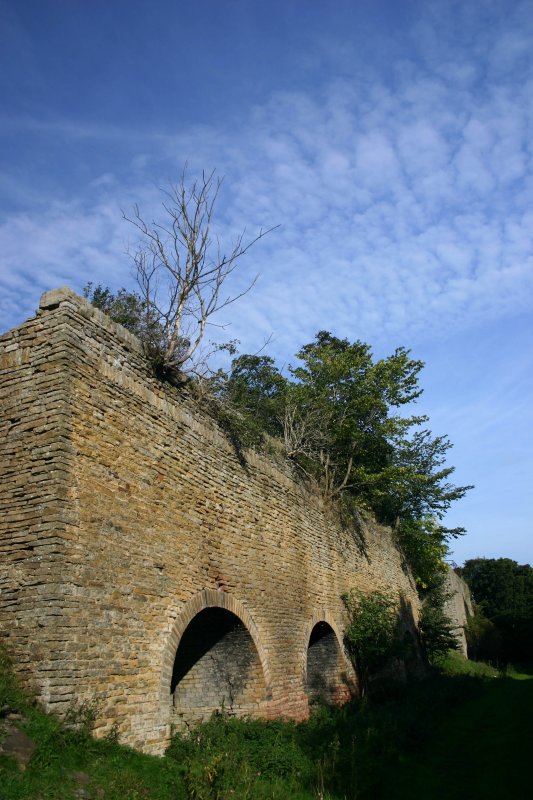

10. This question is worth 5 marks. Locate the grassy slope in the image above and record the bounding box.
[1,648,532,799]
[0,648,185,800]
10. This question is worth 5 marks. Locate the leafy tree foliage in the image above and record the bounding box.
[459,558,533,663]
[379,430,471,529]
[460,558,533,620]
[82,282,180,381]
[218,354,288,439]
[82,283,147,337]
[248,331,472,540]
[286,332,426,504]
[396,517,450,590]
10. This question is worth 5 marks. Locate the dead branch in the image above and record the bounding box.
[123,168,278,379]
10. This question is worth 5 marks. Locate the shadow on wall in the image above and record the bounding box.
[371,595,425,695]
[398,594,425,679]
[171,607,267,722]
[306,621,356,705]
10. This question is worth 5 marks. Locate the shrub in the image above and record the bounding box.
[342,590,401,690]
[465,610,504,663]
[167,712,313,799]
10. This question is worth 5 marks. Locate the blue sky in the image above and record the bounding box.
[1,0,532,565]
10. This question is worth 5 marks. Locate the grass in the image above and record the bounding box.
[0,648,184,800]
[382,652,533,800]
[1,646,532,799]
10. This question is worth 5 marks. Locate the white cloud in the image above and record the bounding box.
[2,2,533,367]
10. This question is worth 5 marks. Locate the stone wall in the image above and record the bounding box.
[1,288,422,754]
[444,569,474,656]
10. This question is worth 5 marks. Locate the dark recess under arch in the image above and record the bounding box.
[306,620,346,703]
[171,607,266,715]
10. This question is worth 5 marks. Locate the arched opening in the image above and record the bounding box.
[306,621,346,703]
[171,607,266,720]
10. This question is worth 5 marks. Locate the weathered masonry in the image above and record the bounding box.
[444,569,473,657]
[1,288,426,754]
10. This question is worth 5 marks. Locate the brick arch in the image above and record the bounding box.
[301,610,346,670]
[302,610,356,704]
[158,589,272,719]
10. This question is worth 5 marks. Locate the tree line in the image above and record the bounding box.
[459,558,533,664]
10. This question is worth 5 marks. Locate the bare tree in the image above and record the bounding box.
[123,168,276,381]
[280,399,329,460]
[280,396,356,499]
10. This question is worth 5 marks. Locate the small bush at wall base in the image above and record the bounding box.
[342,589,402,690]
[465,608,505,663]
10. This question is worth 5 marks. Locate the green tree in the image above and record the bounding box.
[83,282,180,381]
[460,558,533,663]
[460,558,533,620]
[82,283,147,336]
[284,332,472,531]
[396,517,450,590]
[418,574,460,664]
[376,430,472,528]
[287,331,426,502]
[220,354,288,438]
